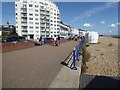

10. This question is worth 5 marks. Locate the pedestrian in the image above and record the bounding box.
[53,35,57,46]
[58,35,60,46]
[39,36,42,46]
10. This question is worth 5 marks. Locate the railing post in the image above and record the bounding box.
[71,47,77,70]
[77,46,79,61]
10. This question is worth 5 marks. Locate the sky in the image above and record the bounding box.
[0,2,119,35]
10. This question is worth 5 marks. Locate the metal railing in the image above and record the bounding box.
[71,34,88,70]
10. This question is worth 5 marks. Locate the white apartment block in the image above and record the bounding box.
[70,27,79,36]
[59,21,70,38]
[15,0,60,40]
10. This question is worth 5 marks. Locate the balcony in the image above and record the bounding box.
[21,10,27,14]
[40,16,45,19]
[41,29,45,32]
[41,24,45,27]
[21,19,27,22]
[40,8,45,11]
[40,11,45,15]
[21,14,27,17]
[22,30,28,35]
[21,23,27,26]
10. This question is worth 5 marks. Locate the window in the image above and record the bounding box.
[29,13,33,16]
[29,22,33,24]
[54,17,56,19]
[16,13,18,15]
[29,9,33,12]
[36,31,39,33]
[30,30,33,33]
[22,22,27,24]
[29,4,33,7]
[35,22,39,25]
[23,0,27,3]
[23,4,27,8]
[35,5,38,8]
[29,26,33,29]
[40,6,44,9]
[50,20,53,22]
[36,27,39,29]
[35,10,38,12]
[29,18,33,20]
[35,18,38,20]
[15,4,17,6]
[35,14,39,16]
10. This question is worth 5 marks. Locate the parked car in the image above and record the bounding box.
[6,36,20,42]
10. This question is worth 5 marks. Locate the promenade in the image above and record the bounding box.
[3,41,79,88]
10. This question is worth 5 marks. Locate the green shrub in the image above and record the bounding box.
[81,40,91,73]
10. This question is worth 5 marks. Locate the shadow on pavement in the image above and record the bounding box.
[81,75,120,89]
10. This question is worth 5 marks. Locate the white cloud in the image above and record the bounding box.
[109,30,112,33]
[71,2,116,23]
[116,22,120,26]
[100,21,106,24]
[110,24,116,28]
[83,23,94,27]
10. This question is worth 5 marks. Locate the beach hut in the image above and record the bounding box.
[88,31,99,44]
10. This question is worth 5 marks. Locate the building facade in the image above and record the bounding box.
[59,21,70,38]
[15,0,60,40]
[70,27,79,36]
[79,29,87,37]
[0,25,16,36]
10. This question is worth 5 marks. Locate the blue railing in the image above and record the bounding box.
[71,34,88,70]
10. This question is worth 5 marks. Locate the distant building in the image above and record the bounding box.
[0,25,16,36]
[59,21,70,38]
[70,27,79,36]
[79,29,87,37]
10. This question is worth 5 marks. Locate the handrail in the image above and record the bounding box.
[71,34,88,70]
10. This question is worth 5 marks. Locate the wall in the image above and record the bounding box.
[2,41,35,53]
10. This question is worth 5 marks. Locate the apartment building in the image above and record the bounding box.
[70,27,79,36]
[79,29,87,37]
[59,21,70,38]
[15,0,60,40]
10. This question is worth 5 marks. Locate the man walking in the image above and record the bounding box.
[58,35,60,46]
[53,35,57,46]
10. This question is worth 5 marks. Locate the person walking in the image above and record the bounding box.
[53,35,57,46]
[39,36,42,46]
[58,35,60,46]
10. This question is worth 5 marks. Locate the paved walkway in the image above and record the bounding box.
[3,41,79,88]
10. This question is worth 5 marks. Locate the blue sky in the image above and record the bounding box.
[1,2,119,35]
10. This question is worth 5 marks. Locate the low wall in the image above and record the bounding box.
[1,41,35,53]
